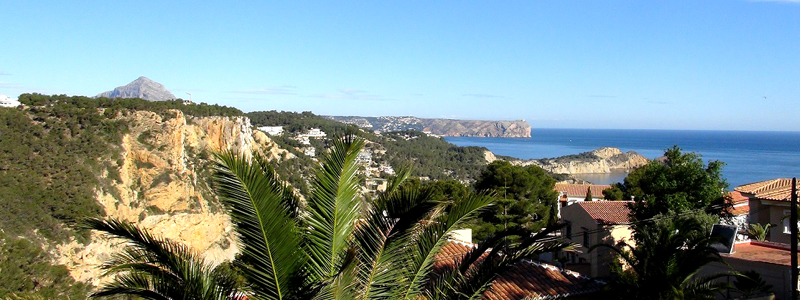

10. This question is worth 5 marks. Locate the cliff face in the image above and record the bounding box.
[513,147,649,174]
[55,110,292,286]
[327,116,532,138]
[420,119,531,138]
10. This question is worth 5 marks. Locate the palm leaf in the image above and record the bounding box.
[213,150,305,300]
[398,192,494,299]
[304,136,365,278]
[82,218,239,300]
[355,181,438,299]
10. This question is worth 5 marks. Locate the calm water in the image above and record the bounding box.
[445,129,800,187]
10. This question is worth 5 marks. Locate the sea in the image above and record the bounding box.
[444,129,800,188]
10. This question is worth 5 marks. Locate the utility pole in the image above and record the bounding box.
[186,92,192,102]
[792,177,798,300]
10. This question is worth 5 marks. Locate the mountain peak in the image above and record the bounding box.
[97,77,176,101]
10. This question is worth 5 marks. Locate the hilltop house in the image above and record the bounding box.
[304,128,326,138]
[560,201,633,277]
[257,126,284,136]
[0,95,20,108]
[736,178,799,244]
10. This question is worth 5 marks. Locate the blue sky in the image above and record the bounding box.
[1,1,798,131]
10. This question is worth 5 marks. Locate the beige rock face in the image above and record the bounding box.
[55,110,291,286]
[512,147,649,174]
[483,150,497,164]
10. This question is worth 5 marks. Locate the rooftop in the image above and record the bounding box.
[725,241,800,267]
[726,191,750,216]
[735,178,798,201]
[571,201,633,225]
[554,183,612,198]
[435,241,604,300]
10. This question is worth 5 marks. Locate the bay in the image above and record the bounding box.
[444,129,800,187]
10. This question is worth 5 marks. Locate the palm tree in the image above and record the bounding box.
[745,223,772,242]
[81,218,241,300]
[87,135,570,299]
[590,215,733,300]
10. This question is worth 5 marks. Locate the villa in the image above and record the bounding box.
[560,201,633,277]
[736,178,799,244]
[0,95,20,108]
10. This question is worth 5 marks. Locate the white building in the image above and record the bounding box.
[258,126,284,136]
[356,150,372,166]
[303,147,316,157]
[0,95,20,108]
[305,128,326,138]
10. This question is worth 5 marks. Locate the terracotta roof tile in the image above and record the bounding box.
[573,201,632,225]
[726,191,749,216]
[735,178,799,201]
[554,184,612,198]
[726,241,800,267]
[434,241,604,299]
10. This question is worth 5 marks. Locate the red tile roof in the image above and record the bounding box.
[434,241,604,300]
[735,178,799,201]
[554,184,612,198]
[573,201,632,225]
[726,191,749,216]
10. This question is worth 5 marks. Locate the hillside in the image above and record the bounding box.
[0,97,498,298]
[0,94,257,298]
[247,111,492,183]
[96,76,176,101]
[327,115,532,137]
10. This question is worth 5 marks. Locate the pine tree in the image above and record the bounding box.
[585,186,593,201]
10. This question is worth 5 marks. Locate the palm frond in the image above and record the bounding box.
[213,150,305,300]
[82,218,239,300]
[398,192,494,299]
[354,184,438,299]
[304,135,366,282]
[428,225,572,300]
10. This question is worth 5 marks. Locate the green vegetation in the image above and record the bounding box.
[470,160,559,240]
[0,232,91,299]
[86,136,570,299]
[745,223,773,242]
[584,186,593,201]
[618,146,728,221]
[247,111,490,184]
[21,93,243,118]
[602,185,624,200]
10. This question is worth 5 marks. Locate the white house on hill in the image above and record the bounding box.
[0,95,20,108]
[257,126,284,136]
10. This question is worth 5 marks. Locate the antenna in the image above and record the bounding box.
[186,92,192,102]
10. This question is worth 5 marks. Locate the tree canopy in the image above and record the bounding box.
[471,161,559,240]
[619,146,728,221]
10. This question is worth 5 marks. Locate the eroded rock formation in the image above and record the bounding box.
[54,110,292,286]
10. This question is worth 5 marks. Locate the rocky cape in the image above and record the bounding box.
[509,147,649,174]
[96,76,176,101]
[327,115,532,138]
[56,110,291,286]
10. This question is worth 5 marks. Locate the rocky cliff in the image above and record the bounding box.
[327,115,532,138]
[512,147,649,174]
[55,110,291,286]
[97,76,176,101]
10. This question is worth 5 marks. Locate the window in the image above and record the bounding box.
[566,222,572,238]
[783,210,799,234]
[583,231,589,246]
